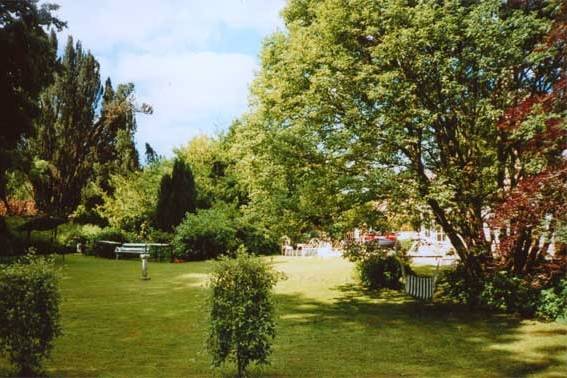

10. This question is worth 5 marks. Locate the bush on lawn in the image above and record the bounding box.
[208,248,282,377]
[536,278,567,320]
[357,254,407,290]
[173,205,277,260]
[440,265,567,319]
[479,271,539,317]
[88,227,132,258]
[235,219,279,256]
[439,264,485,307]
[0,255,61,376]
[343,240,410,290]
[173,207,238,260]
[64,226,131,258]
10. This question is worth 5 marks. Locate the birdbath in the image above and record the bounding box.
[140,253,151,280]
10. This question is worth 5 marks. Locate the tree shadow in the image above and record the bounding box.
[264,283,567,377]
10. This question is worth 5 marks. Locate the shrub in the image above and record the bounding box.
[439,264,485,307]
[440,266,543,317]
[480,272,539,317]
[173,207,238,260]
[61,223,103,250]
[537,278,567,320]
[0,200,37,217]
[235,221,279,256]
[357,254,407,290]
[88,227,132,258]
[208,248,281,377]
[0,255,62,376]
[173,205,280,260]
[343,240,409,290]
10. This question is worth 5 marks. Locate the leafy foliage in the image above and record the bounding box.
[208,249,281,377]
[173,206,238,260]
[344,241,410,290]
[235,217,279,257]
[172,204,279,261]
[357,254,405,291]
[28,37,141,216]
[176,134,247,209]
[240,0,561,279]
[489,0,567,282]
[0,255,62,376]
[0,1,64,206]
[441,266,566,320]
[144,143,160,166]
[155,158,197,231]
[439,264,486,307]
[99,161,170,233]
[479,272,539,317]
[536,278,567,320]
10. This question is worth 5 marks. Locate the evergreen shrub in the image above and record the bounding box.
[0,255,61,376]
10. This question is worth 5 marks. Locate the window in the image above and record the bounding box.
[436,226,446,242]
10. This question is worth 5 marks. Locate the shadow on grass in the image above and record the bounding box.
[268,283,566,377]
[3,258,564,377]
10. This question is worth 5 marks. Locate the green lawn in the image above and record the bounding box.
[1,255,566,377]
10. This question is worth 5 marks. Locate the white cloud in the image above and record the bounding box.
[49,0,286,155]
[113,52,258,153]
[53,0,286,54]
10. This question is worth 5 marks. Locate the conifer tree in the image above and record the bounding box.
[155,159,197,231]
[29,37,140,216]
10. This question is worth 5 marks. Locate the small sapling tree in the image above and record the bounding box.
[0,255,62,376]
[208,247,281,377]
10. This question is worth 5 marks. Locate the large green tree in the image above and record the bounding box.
[0,1,64,208]
[176,134,248,209]
[243,0,562,276]
[28,36,140,216]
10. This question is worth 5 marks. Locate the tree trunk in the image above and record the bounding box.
[427,198,483,278]
[237,354,246,378]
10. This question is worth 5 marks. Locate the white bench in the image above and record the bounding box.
[115,243,149,259]
[114,243,170,260]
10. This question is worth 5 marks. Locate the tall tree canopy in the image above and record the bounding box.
[0,0,64,206]
[176,134,247,209]
[490,0,567,280]
[28,36,141,216]
[241,0,564,276]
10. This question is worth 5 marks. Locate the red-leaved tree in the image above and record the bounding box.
[491,1,567,285]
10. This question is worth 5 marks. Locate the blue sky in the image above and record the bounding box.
[53,0,286,157]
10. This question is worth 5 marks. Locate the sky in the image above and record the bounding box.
[52,0,287,157]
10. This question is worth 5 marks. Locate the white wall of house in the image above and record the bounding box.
[398,225,558,265]
[397,227,459,266]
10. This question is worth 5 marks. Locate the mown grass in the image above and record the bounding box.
[0,255,566,377]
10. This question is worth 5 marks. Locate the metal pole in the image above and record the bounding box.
[140,253,150,280]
